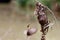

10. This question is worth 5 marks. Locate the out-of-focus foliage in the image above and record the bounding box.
[39,0,60,9]
[27,0,35,9]
[17,0,60,8]
[56,0,60,2]
[17,0,28,7]
[39,0,52,9]
[16,0,35,11]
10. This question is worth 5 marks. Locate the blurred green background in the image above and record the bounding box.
[0,0,60,40]
[16,0,60,20]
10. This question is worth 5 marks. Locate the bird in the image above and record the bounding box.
[24,24,37,36]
